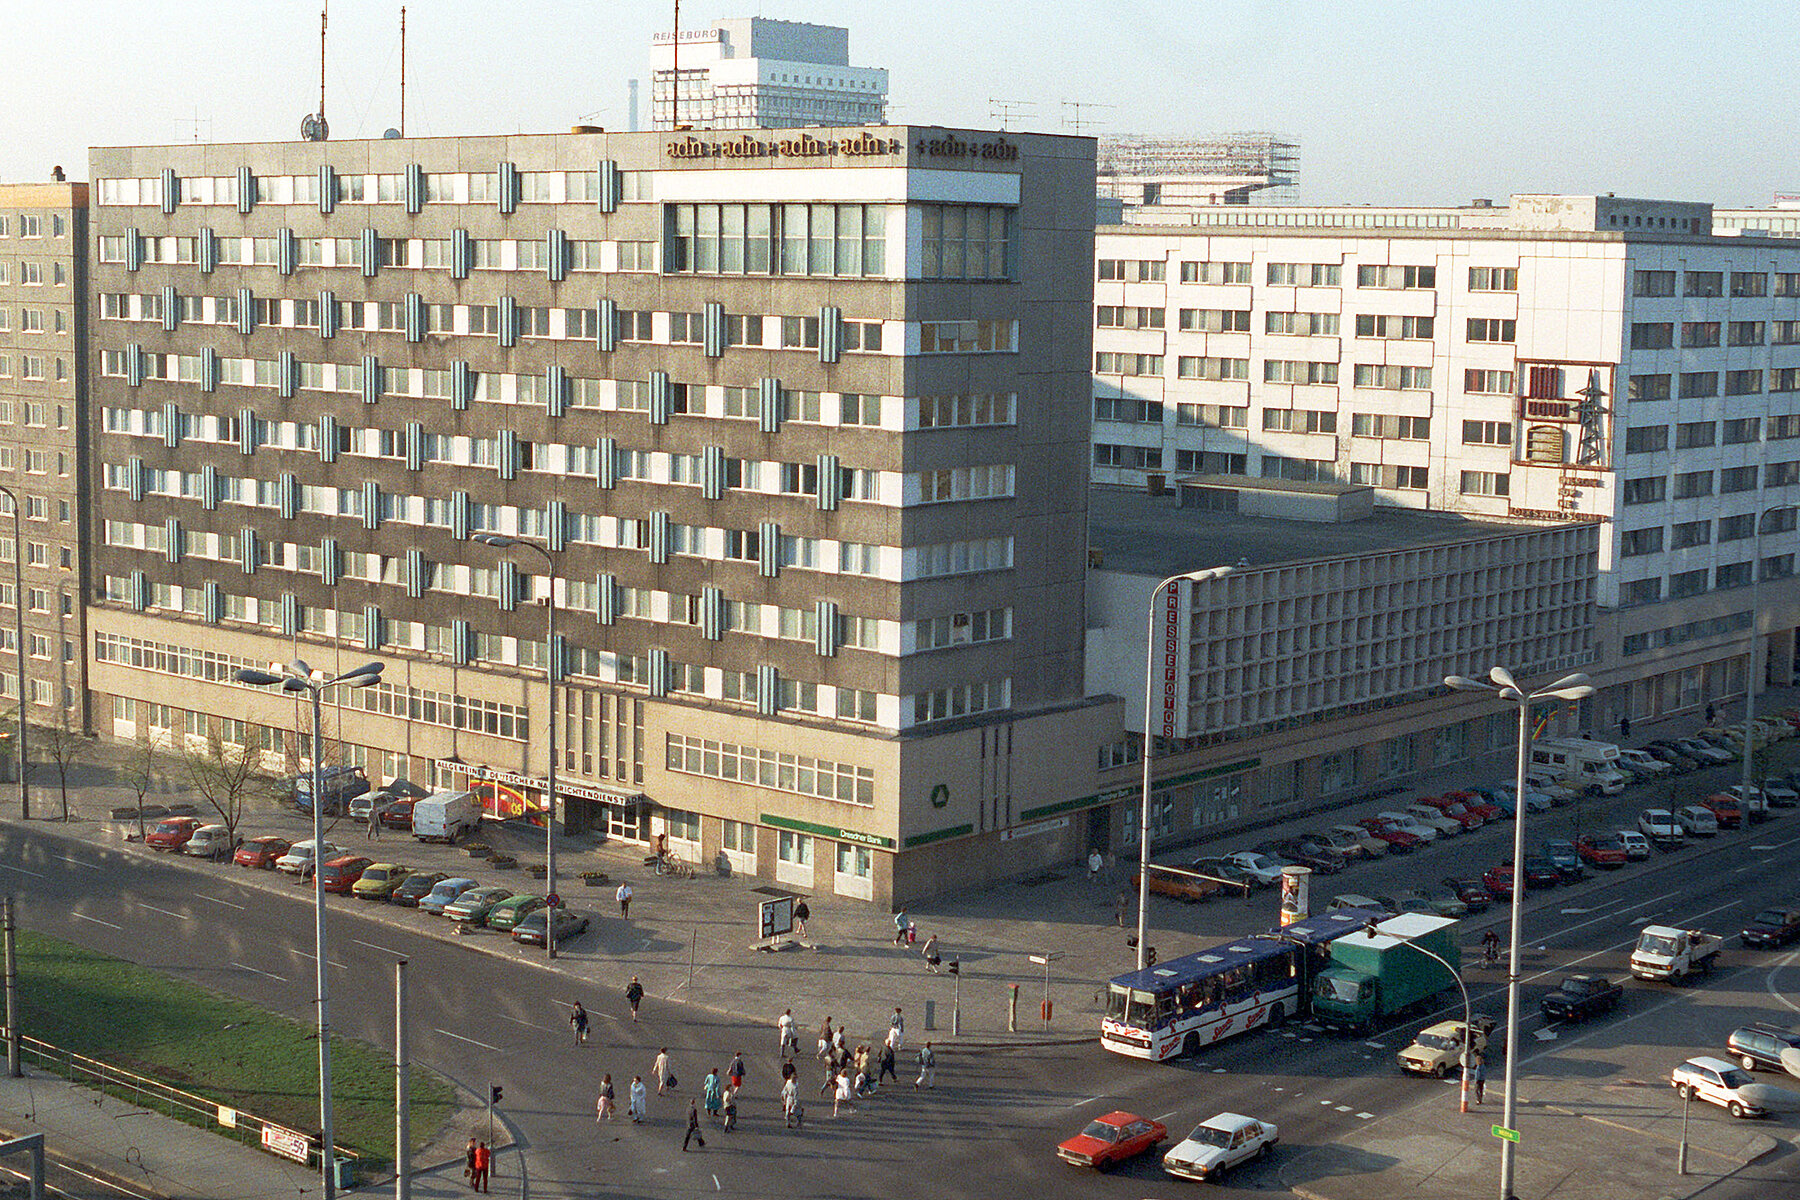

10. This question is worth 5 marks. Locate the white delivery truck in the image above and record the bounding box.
[1529,737,1628,796]
[412,790,482,843]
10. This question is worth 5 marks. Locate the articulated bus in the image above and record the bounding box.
[1101,908,1385,1061]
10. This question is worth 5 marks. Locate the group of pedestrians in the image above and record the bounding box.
[811,1007,936,1118]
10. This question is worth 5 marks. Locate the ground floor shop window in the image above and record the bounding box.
[776,830,814,887]
[835,843,873,900]
[721,819,756,874]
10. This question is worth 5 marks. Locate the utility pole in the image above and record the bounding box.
[4,895,18,1077]
[394,959,409,1200]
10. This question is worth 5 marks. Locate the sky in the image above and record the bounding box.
[5,1,1796,207]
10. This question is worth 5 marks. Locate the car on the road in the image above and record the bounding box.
[1615,830,1651,860]
[1442,789,1503,821]
[512,907,591,946]
[317,855,375,895]
[1056,1110,1168,1171]
[351,863,415,900]
[145,816,201,852]
[486,894,549,932]
[1699,794,1743,830]
[1190,857,1263,892]
[275,839,342,877]
[420,877,479,915]
[1519,854,1562,888]
[347,795,379,825]
[182,824,238,861]
[234,835,292,870]
[1398,1016,1496,1077]
[1133,864,1226,903]
[1489,785,1552,816]
[1541,840,1588,882]
[1637,809,1684,847]
[1419,796,1485,830]
[1327,893,1398,915]
[445,886,516,926]
[1161,1112,1277,1181]
[390,871,449,907]
[1524,773,1577,807]
[1671,1056,1766,1118]
[1574,833,1629,868]
[1540,975,1623,1022]
[1739,907,1800,949]
[1324,825,1390,859]
[1675,805,1720,837]
[1760,779,1799,809]
[1396,886,1468,918]
[1222,852,1287,887]
[377,798,418,830]
[1439,877,1493,912]
[1726,1024,1800,1074]
[1722,785,1768,822]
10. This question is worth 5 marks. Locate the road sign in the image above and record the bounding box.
[1491,1125,1519,1143]
[544,892,560,908]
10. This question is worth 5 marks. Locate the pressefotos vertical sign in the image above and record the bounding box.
[1157,580,1186,738]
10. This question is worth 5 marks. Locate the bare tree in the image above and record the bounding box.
[38,708,88,823]
[184,723,269,845]
[119,734,163,843]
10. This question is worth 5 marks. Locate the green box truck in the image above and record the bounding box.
[1311,912,1461,1034]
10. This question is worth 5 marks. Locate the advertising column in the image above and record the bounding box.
[1278,865,1312,926]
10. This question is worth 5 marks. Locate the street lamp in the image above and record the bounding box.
[234,658,385,1200]
[1137,565,1233,971]
[0,482,27,820]
[474,534,562,959]
[1444,667,1593,1200]
[1367,921,1476,1112]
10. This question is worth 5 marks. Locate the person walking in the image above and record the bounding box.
[832,1069,856,1117]
[721,1084,738,1132]
[816,1016,834,1060]
[831,1025,846,1063]
[366,810,380,840]
[569,1000,589,1045]
[877,1039,897,1086]
[471,1141,491,1193]
[1115,889,1130,928]
[628,1075,647,1123]
[728,1052,746,1092]
[819,1058,838,1099]
[781,1073,800,1127]
[778,1008,798,1059]
[702,1068,723,1120]
[892,909,908,945]
[889,1006,905,1052]
[464,1137,478,1191]
[616,881,632,919]
[1087,849,1103,881]
[1620,714,1632,739]
[653,1048,674,1095]
[625,975,644,1022]
[792,899,810,940]
[682,1099,706,1151]
[920,933,942,972]
[1707,701,1718,724]
[1470,1053,1487,1104]
[596,1073,615,1122]
[914,1041,936,1089]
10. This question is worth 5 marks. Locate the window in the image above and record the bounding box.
[1675,421,1716,450]
[1093,352,1161,376]
[1093,397,1163,423]
[1353,364,1432,390]
[1731,271,1767,297]
[921,320,1014,353]
[1175,403,1248,429]
[1673,470,1713,500]
[1620,527,1664,557]
[1093,444,1162,470]
[1178,261,1251,285]
[1459,470,1509,497]
[1266,263,1341,287]
[1262,408,1336,433]
[1725,370,1763,396]
[1357,264,1436,289]
[1719,513,1755,542]
[1623,476,1667,505]
[1467,317,1516,343]
[1775,321,1800,346]
[1670,520,1711,549]
[1179,308,1250,332]
[1355,314,1433,339]
[1350,463,1428,490]
[1463,420,1511,446]
[1683,271,1722,297]
[1721,465,1759,493]
[1352,413,1430,439]
[1679,372,1718,399]
[1464,369,1515,395]
[666,201,895,278]
[1096,306,1165,329]
[1263,359,1337,384]
[1681,321,1720,348]
[1729,321,1765,347]
[1468,266,1518,291]
[1628,373,1671,401]
[1624,425,1669,453]
[1778,274,1800,298]
[1263,311,1337,335]
[1621,578,1662,607]
[1776,369,1800,395]
[1175,356,1248,381]
[1630,322,1673,349]
[1670,568,1710,599]
[1633,270,1675,297]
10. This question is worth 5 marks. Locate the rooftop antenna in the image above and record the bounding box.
[671,0,680,129]
[399,6,406,137]
[1061,99,1113,136]
[301,2,330,141]
[988,99,1036,132]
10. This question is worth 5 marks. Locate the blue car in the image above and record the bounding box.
[420,877,479,915]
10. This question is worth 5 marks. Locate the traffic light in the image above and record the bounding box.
[490,1085,503,1105]
[946,960,959,975]
[1146,947,1157,967]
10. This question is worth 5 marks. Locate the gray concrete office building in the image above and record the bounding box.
[86,126,1111,903]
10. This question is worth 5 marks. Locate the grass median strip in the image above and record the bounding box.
[15,929,454,1165]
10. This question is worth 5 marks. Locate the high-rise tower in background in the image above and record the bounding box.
[650,19,887,131]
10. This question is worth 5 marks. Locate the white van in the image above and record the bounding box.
[1676,805,1719,837]
[412,790,482,843]
[1615,830,1651,861]
[1530,738,1628,796]
[183,824,238,861]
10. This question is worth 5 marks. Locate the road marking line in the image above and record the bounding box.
[1766,951,1800,1015]
[352,938,406,956]
[1066,1095,1100,1108]
[435,1029,502,1052]
[198,894,244,910]
[70,912,121,931]
[1319,1100,1334,1106]
[1356,1112,1373,1119]
[137,903,187,920]
[290,951,350,969]
[0,863,45,878]
[1154,1110,1177,1123]
[48,854,91,868]
[231,962,287,982]
[495,1013,554,1033]
[713,1176,720,1191]
[1334,1105,1351,1112]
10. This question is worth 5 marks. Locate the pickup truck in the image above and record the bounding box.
[1540,974,1624,1022]
[1630,925,1723,984]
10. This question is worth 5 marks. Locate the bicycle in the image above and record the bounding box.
[648,852,694,879]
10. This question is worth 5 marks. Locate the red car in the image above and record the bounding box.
[1056,1110,1168,1170]
[1357,818,1422,852]
[1481,864,1515,901]
[1699,794,1743,830]
[1443,789,1503,821]
[378,799,417,830]
[1427,797,1486,830]
[317,855,375,894]
[234,835,293,869]
[1574,834,1628,868]
[1440,876,1493,911]
[145,816,201,852]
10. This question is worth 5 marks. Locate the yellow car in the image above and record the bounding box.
[351,863,414,900]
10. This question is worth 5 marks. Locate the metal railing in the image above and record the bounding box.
[8,1029,358,1175]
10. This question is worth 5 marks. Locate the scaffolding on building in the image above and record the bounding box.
[1097,133,1298,206]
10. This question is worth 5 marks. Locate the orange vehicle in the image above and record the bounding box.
[145,816,201,852]
[1699,794,1743,830]
[317,855,375,894]
[1131,864,1225,903]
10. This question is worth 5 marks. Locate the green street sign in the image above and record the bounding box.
[1491,1125,1519,1144]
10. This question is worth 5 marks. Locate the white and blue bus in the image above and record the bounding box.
[1101,907,1384,1061]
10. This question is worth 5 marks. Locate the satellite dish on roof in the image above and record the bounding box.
[300,112,329,142]
[382,128,402,139]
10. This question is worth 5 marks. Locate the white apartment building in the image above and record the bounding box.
[1092,195,1800,745]
[650,19,887,131]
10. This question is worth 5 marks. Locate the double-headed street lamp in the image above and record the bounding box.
[0,485,27,820]
[234,659,385,1200]
[474,534,562,959]
[1444,667,1593,1200]
[1137,565,1233,972]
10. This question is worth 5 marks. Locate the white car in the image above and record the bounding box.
[1223,852,1286,887]
[1403,805,1463,837]
[1375,812,1439,843]
[1671,1056,1767,1118]
[1615,830,1651,861]
[1676,805,1719,837]
[1726,784,1769,818]
[1616,749,1672,779]
[274,838,342,877]
[1638,809,1682,842]
[1162,1112,1279,1181]
[1761,779,1799,807]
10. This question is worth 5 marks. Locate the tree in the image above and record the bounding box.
[119,733,163,843]
[37,708,88,823]
[184,723,270,845]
